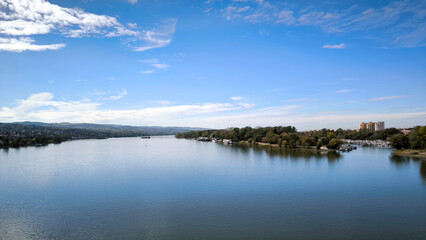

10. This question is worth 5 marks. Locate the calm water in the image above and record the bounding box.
[1,136,425,240]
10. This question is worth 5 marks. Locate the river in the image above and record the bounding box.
[0,136,425,239]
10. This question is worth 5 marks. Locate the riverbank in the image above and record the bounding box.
[234,140,337,151]
[238,140,314,148]
[393,149,426,158]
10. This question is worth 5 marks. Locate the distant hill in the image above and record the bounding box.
[12,121,205,135]
[0,122,205,148]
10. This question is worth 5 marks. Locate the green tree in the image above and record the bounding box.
[327,132,335,140]
[277,138,283,147]
[389,134,410,150]
[302,137,316,147]
[327,139,343,150]
[409,126,426,149]
[287,133,300,148]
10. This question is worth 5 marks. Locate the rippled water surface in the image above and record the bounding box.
[1,136,425,239]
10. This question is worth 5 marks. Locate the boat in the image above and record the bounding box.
[140,136,151,139]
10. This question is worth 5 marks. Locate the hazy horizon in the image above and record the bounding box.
[1,0,425,130]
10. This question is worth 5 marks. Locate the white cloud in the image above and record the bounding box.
[230,96,245,101]
[152,63,169,69]
[335,89,354,94]
[209,0,426,47]
[0,92,100,120]
[181,106,426,130]
[140,69,155,74]
[347,95,406,103]
[0,37,65,52]
[285,98,313,102]
[275,10,295,24]
[93,91,107,96]
[223,6,245,20]
[0,92,248,125]
[0,92,424,129]
[0,0,176,52]
[139,58,159,63]
[128,0,138,4]
[139,59,169,74]
[322,43,346,49]
[102,90,127,101]
[0,0,130,37]
[368,95,406,102]
[132,19,177,51]
[237,103,256,108]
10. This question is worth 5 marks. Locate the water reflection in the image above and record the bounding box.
[1,137,426,240]
[390,154,426,182]
[1,148,9,154]
[421,161,426,181]
[230,143,342,163]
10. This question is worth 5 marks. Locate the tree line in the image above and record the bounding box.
[176,125,426,150]
[0,123,149,148]
[176,126,343,149]
[388,126,426,150]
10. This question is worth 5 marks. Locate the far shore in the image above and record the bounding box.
[393,149,426,158]
[237,141,330,151]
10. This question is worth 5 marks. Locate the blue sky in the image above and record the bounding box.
[0,0,425,130]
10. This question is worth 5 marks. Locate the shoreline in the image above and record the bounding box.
[237,141,318,150]
[223,140,342,152]
[0,135,159,149]
[393,149,426,158]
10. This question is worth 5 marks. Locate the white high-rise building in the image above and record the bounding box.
[375,121,385,131]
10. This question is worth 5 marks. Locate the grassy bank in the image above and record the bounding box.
[393,149,426,158]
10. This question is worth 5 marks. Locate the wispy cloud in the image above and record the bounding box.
[128,0,138,4]
[335,89,354,94]
[93,91,107,96]
[152,63,170,69]
[237,102,256,108]
[140,60,170,74]
[181,107,426,129]
[0,92,424,129]
[207,0,426,47]
[138,59,159,64]
[368,96,406,102]
[285,98,313,103]
[347,95,406,103]
[230,97,255,108]
[132,19,177,52]
[323,43,346,49]
[0,92,252,125]
[102,90,128,101]
[222,6,252,20]
[0,0,176,52]
[140,69,155,74]
[230,96,245,101]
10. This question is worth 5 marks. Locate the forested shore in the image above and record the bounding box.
[176,125,426,151]
[0,123,146,148]
[0,122,199,148]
